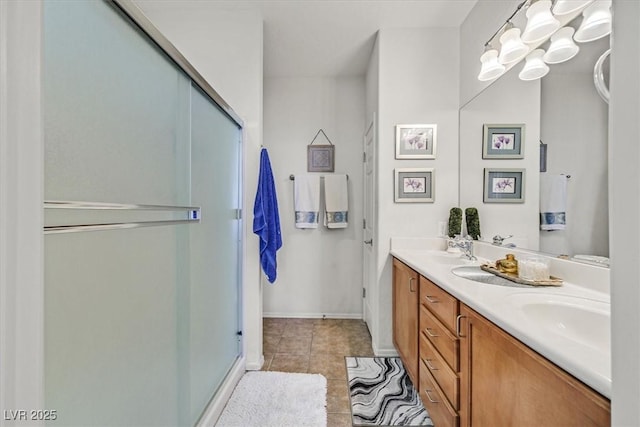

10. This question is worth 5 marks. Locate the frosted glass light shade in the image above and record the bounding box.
[519,49,550,80]
[522,0,560,44]
[543,27,580,64]
[574,0,612,43]
[499,27,530,64]
[552,0,595,16]
[478,48,506,81]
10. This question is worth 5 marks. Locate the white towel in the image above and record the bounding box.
[294,175,320,229]
[323,174,348,229]
[540,174,567,231]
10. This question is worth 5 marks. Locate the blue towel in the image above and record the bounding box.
[253,148,282,283]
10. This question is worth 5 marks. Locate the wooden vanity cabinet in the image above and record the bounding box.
[459,303,611,427]
[393,258,461,426]
[392,257,611,427]
[392,258,419,386]
[419,276,461,427]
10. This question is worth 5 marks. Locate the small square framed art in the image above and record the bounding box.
[395,124,437,159]
[394,168,435,203]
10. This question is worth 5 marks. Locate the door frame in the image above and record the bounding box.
[362,113,376,338]
[0,0,46,416]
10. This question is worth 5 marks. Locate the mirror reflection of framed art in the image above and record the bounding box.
[483,168,525,203]
[482,124,525,159]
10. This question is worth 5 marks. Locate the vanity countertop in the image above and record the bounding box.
[391,242,611,398]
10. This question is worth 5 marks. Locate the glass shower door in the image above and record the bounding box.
[184,84,242,425]
[43,1,242,426]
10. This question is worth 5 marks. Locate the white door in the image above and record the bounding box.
[362,115,376,335]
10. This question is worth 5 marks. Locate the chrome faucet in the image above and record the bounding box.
[452,235,476,260]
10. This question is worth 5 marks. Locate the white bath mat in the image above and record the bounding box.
[215,371,327,427]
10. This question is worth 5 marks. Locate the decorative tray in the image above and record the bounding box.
[480,264,563,287]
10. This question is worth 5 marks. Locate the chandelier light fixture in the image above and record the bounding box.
[574,0,612,42]
[552,0,595,16]
[477,0,611,82]
[498,25,530,64]
[543,27,580,63]
[478,45,506,81]
[519,49,550,80]
[522,0,560,44]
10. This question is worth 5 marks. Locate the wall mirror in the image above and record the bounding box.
[459,14,610,264]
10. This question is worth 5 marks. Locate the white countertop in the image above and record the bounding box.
[390,239,611,398]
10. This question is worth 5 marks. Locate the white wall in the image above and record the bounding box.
[135,3,265,370]
[609,0,640,424]
[262,76,365,318]
[459,71,541,250]
[540,72,609,257]
[374,28,460,353]
[0,0,45,419]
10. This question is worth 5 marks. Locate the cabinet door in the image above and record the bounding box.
[392,258,419,386]
[459,304,610,427]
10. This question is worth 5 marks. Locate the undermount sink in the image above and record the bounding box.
[507,293,610,350]
[451,266,531,287]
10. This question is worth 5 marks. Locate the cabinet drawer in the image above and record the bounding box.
[420,276,458,331]
[419,359,459,427]
[420,304,459,371]
[420,330,459,410]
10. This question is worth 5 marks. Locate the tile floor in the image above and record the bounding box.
[262,317,375,427]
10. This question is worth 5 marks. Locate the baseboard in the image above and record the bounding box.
[196,356,246,427]
[263,312,363,320]
[245,354,264,371]
[372,343,399,358]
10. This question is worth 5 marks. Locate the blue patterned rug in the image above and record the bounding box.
[345,357,433,426]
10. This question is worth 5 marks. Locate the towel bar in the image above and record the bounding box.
[289,174,348,181]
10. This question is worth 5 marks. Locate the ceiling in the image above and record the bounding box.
[135,0,478,77]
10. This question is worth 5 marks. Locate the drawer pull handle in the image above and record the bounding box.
[456,314,466,338]
[409,277,416,293]
[424,295,439,304]
[424,389,439,403]
[424,358,438,371]
[425,328,439,338]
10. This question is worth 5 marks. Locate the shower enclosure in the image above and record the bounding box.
[43,1,242,425]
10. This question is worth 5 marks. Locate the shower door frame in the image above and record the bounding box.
[111,0,243,128]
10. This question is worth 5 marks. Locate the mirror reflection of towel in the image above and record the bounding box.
[540,174,567,230]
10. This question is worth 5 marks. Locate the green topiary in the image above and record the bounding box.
[465,207,481,240]
[448,207,463,238]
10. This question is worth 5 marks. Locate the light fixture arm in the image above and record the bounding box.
[484,0,529,47]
